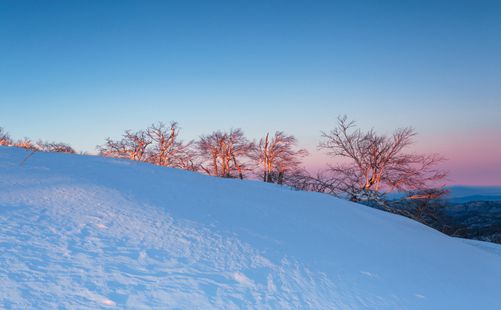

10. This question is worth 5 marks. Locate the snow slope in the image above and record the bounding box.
[1,147,500,309]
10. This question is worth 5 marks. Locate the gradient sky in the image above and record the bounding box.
[1,0,500,185]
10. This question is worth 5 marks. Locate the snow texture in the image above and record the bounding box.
[1,147,500,309]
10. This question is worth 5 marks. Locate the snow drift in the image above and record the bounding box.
[0,147,500,309]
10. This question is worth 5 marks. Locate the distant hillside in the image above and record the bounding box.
[1,147,501,309]
[446,186,501,203]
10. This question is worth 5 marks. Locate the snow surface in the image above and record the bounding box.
[1,146,500,309]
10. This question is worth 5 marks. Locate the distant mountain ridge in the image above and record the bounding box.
[386,186,501,202]
[385,185,501,244]
[446,186,501,203]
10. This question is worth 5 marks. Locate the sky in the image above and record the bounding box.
[1,0,500,185]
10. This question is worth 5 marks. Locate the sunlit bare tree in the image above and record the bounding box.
[175,146,200,172]
[146,122,194,168]
[15,138,38,151]
[197,129,254,179]
[0,127,12,146]
[254,131,308,184]
[98,130,152,161]
[319,116,447,202]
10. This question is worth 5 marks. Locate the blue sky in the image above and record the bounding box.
[1,0,500,184]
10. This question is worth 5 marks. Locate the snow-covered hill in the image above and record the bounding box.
[1,147,500,309]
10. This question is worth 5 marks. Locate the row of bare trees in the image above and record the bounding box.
[98,122,198,171]
[96,117,446,203]
[0,127,75,153]
[96,123,308,183]
[2,117,448,205]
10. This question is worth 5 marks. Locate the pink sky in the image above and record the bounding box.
[421,131,501,186]
[304,130,501,186]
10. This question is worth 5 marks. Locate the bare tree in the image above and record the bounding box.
[98,122,201,170]
[175,146,200,172]
[197,129,254,179]
[319,116,447,202]
[146,122,194,168]
[254,131,308,184]
[98,137,127,158]
[98,130,152,161]
[15,138,38,151]
[286,170,341,194]
[197,131,222,176]
[36,141,76,153]
[124,130,152,161]
[0,127,12,146]
[227,129,255,179]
